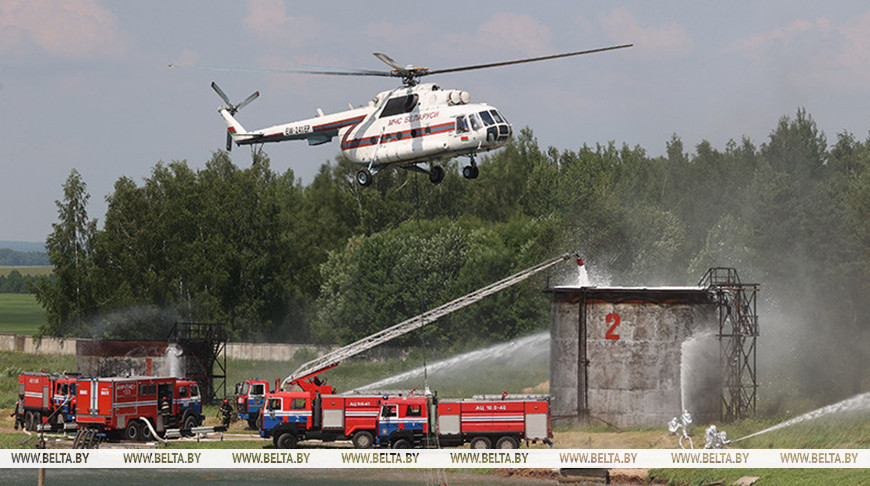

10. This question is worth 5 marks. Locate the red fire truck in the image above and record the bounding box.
[75,376,204,441]
[263,254,573,448]
[261,391,551,449]
[436,395,552,449]
[17,372,78,432]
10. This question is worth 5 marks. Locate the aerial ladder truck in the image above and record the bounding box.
[281,252,581,396]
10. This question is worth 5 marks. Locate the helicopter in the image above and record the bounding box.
[174,44,631,186]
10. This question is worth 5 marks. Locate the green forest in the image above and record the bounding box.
[30,108,870,399]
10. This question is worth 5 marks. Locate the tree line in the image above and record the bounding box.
[0,271,39,293]
[31,109,870,396]
[0,248,50,266]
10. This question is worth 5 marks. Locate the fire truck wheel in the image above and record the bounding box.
[247,418,258,430]
[141,420,155,441]
[495,436,519,449]
[183,414,198,430]
[125,420,142,442]
[352,431,374,449]
[469,436,492,449]
[24,411,35,431]
[391,438,412,449]
[277,432,297,449]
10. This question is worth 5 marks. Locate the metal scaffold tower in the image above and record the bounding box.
[700,268,759,421]
[168,322,228,404]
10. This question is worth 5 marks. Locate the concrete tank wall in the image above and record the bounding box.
[549,287,720,427]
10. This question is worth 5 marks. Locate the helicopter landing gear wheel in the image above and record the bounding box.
[356,168,373,186]
[462,165,479,179]
[429,165,444,184]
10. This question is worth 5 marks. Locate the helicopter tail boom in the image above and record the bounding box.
[218,107,263,148]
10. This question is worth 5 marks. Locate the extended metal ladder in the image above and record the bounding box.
[283,252,578,390]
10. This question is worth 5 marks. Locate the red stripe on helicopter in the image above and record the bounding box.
[313,115,367,133]
[341,121,455,151]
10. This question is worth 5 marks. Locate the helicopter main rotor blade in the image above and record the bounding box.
[174,63,392,78]
[426,44,633,76]
[373,52,407,74]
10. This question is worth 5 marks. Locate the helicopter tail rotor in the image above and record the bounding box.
[211,82,259,151]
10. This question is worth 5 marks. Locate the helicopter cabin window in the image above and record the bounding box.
[469,113,483,131]
[489,110,506,124]
[455,116,469,133]
[479,111,495,126]
[380,94,419,118]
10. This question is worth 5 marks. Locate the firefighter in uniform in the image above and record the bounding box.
[11,399,24,430]
[219,398,233,427]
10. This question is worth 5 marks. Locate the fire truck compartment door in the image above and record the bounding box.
[524,413,548,440]
[42,385,50,410]
[98,382,113,415]
[322,409,344,429]
[439,414,460,435]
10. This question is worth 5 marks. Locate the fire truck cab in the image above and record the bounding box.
[261,392,387,449]
[17,372,77,432]
[76,376,203,441]
[235,378,270,429]
[375,396,433,448]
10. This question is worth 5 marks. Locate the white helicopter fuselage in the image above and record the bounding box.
[219,83,512,182]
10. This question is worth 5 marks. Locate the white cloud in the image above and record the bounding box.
[729,18,834,63]
[729,13,870,92]
[0,0,126,59]
[243,0,321,47]
[836,11,870,80]
[476,13,553,56]
[599,8,692,58]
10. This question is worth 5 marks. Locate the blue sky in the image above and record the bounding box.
[3,1,870,242]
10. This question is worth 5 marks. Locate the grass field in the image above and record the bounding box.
[0,265,52,277]
[0,294,46,335]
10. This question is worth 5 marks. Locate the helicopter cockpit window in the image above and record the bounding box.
[479,111,495,126]
[469,113,483,131]
[489,110,505,124]
[380,94,419,118]
[455,116,469,133]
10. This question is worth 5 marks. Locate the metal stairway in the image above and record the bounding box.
[700,267,759,420]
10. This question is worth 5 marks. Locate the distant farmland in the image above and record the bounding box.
[0,265,53,277]
[0,294,46,335]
